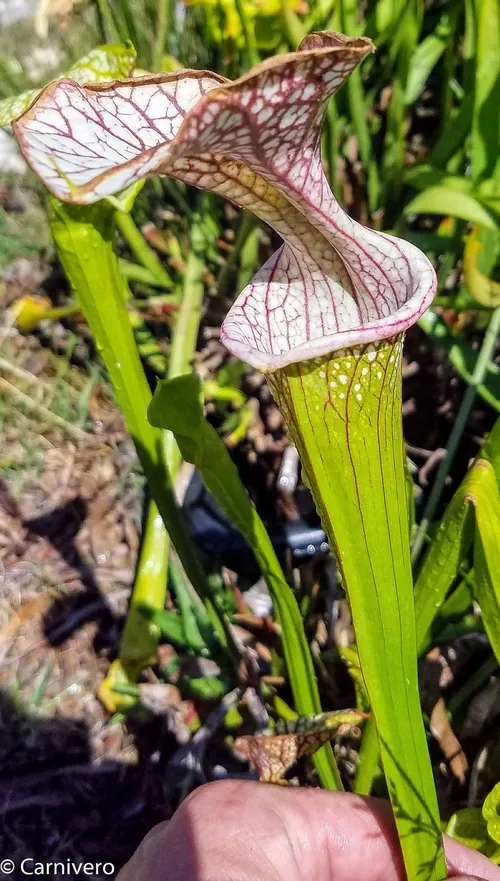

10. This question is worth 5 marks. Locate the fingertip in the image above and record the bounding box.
[448,875,489,881]
[445,834,500,881]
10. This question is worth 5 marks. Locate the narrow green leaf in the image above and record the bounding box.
[474,468,500,663]
[480,414,500,479]
[119,500,167,664]
[437,579,473,623]
[430,95,475,169]
[430,0,476,168]
[471,0,500,182]
[417,310,500,413]
[115,211,173,288]
[142,607,190,648]
[405,23,448,107]
[280,0,306,48]
[405,187,497,228]
[179,674,231,700]
[403,166,474,194]
[339,0,380,212]
[148,373,342,790]
[414,460,491,653]
[353,714,380,795]
[168,559,223,659]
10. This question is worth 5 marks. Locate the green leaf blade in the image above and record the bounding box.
[148,373,342,790]
[473,466,500,662]
[405,187,497,228]
[414,460,492,653]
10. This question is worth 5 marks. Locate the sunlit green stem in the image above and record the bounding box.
[153,0,169,71]
[217,211,258,299]
[95,0,119,41]
[339,0,379,213]
[353,715,379,795]
[280,0,306,48]
[47,198,232,651]
[233,0,260,67]
[120,499,168,665]
[115,210,173,289]
[41,303,81,322]
[268,335,445,881]
[119,258,176,290]
[168,222,205,377]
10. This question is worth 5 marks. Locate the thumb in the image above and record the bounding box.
[117,781,500,881]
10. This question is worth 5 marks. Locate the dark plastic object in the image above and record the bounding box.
[182,470,329,576]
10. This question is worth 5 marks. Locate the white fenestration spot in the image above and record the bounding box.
[339,374,347,385]
[257,106,273,124]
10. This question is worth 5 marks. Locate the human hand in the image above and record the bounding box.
[117,780,500,881]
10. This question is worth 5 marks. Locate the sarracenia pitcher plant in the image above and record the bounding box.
[11,32,445,880]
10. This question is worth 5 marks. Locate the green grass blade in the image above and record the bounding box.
[480,414,500,476]
[405,187,497,228]
[339,0,380,213]
[353,714,380,795]
[95,0,121,42]
[430,0,476,168]
[142,607,189,648]
[412,306,500,564]
[474,467,500,662]
[471,0,500,182]
[120,500,168,665]
[115,210,173,289]
[417,310,500,413]
[404,165,474,193]
[414,460,490,653]
[405,14,450,107]
[381,0,421,218]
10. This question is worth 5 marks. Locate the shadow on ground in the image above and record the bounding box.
[0,691,170,880]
